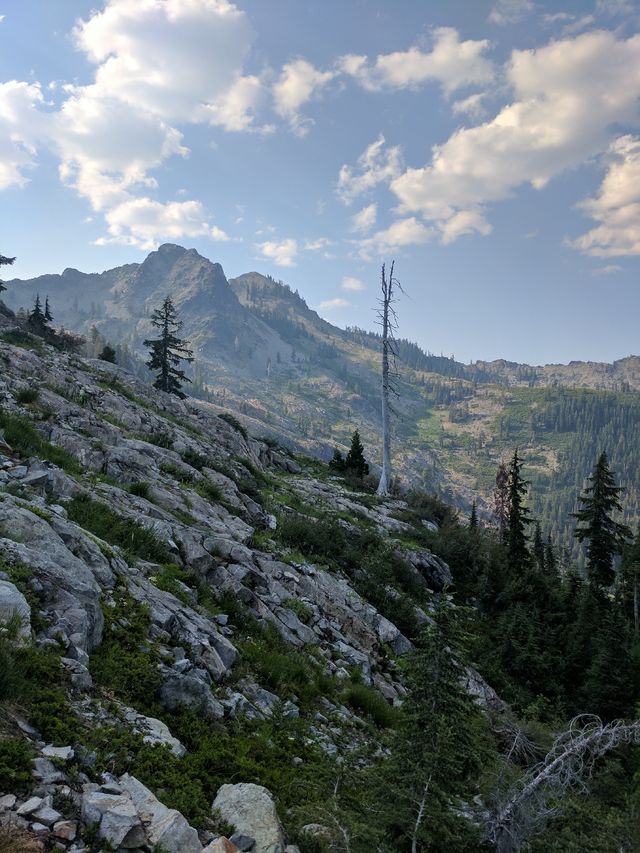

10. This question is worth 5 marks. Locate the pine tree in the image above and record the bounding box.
[28,294,48,335]
[572,452,631,588]
[494,461,510,539]
[506,449,531,571]
[0,253,15,295]
[344,429,369,480]
[532,522,545,572]
[44,296,53,323]
[328,448,346,472]
[143,297,193,399]
[469,501,478,530]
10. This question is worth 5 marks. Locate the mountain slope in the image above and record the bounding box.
[4,245,639,562]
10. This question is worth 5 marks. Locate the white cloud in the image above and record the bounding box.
[591,264,623,275]
[304,237,332,250]
[452,92,487,118]
[96,197,229,250]
[55,85,187,210]
[568,135,640,257]
[0,81,46,189]
[357,217,432,259]
[337,136,402,204]
[339,28,493,95]
[341,276,365,292]
[256,238,298,267]
[317,297,350,311]
[205,75,268,133]
[73,0,257,127]
[273,58,335,136]
[595,0,635,17]
[391,31,640,243]
[350,203,377,233]
[489,0,534,25]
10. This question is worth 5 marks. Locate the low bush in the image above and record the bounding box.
[194,479,224,504]
[0,739,34,793]
[181,448,206,471]
[218,412,248,440]
[65,495,170,564]
[0,408,81,475]
[15,387,39,405]
[127,481,151,500]
[343,682,398,729]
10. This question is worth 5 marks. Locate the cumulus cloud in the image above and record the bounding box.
[568,136,640,257]
[357,217,432,259]
[317,297,350,311]
[391,31,640,243]
[95,198,229,250]
[350,203,377,233]
[339,27,493,95]
[337,136,402,204]
[0,81,46,189]
[73,0,257,128]
[452,92,487,118]
[256,238,298,267]
[341,276,365,292]
[273,58,335,136]
[489,0,534,25]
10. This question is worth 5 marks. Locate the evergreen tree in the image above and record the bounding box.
[532,522,545,572]
[328,448,345,472]
[28,294,48,335]
[0,253,15,295]
[143,297,193,399]
[99,344,117,364]
[506,449,531,571]
[469,501,478,530]
[620,525,640,638]
[572,452,631,587]
[493,461,510,539]
[344,429,369,479]
[44,295,53,323]
[376,601,488,850]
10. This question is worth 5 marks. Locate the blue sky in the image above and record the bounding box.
[1,0,639,365]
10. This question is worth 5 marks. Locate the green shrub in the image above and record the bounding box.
[90,589,162,710]
[16,644,81,744]
[219,412,248,440]
[181,448,206,471]
[160,461,194,484]
[144,432,173,449]
[15,387,39,405]
[343,682,398,729]
[282,597,313,623]
[128,481,151,500]
[0,739,34,793]
[65,495,170,564]
[0,408,81,475]
[194,479,223,504]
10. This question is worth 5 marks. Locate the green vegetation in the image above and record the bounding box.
[0,408,81,474]
[0,739,33,793]
[65,494,170,564]
[218,411,248,440]
[15,387,39,405]
[127,480,152,499]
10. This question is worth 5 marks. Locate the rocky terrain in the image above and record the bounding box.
[5,244,640,557]
[0,309,474,851]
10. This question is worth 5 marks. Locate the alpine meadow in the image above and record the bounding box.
[1,2,640,852]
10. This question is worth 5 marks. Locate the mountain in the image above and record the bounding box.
[5,244,640,563]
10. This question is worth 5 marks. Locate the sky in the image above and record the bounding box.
[1,0,639,366]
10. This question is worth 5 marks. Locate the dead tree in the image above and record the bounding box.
[488,714,640,852]
[376,261,403,496]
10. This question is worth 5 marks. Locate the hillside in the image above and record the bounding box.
[5,244,640,564]
[0,313,639,851]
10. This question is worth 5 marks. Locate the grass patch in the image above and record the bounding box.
[219,412,248,440]
[127,480,151,500]
[194,479,224,504]
[65,494,170,564]
[15,387,39,405]
[343,681,399,729]
[282,597,313,623]
[0,408,81,475]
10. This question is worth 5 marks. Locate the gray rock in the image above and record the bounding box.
[159,672,224,719]
[16,796,44,816]
[42,744,74,761]
[0,794,16,810]
[0,579,30,639]
[82,789,144,848]
[31,805,63,826]
[212,783,286,853]
[231,833,257,851]
[119,773,201,853]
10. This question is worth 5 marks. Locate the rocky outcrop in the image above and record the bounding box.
[212,783,286,853]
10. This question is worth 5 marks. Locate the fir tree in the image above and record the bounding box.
[493,461,510,539]
[328,448,345,472]
[572,452,631,588]
[344,429,369,479]
[44,296,53,323]
[0,253,15,295]
[532,522,545,572]
[506,449,531,571]
[28,294,48,335]
[143,297,193,399]
[469,501,478,530]
[99,344,117,364]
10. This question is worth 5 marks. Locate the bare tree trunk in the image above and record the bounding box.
[377,261,396,497]
[411,776,432,853]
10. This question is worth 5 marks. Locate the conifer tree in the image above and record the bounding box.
[99,344,117,364]
[44,296,53,323]
[0,253,15,295]
[328,448,346,472]
[506,449,531,571]
[345,429,369,480]
[493,461,510,539]
[532,522,545,572]
[28,294,48,336]
[572,452,631,587]
[469,501,478,530]
[144,297,193,399]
